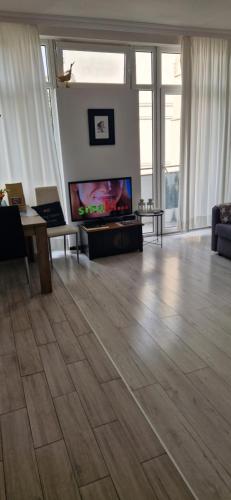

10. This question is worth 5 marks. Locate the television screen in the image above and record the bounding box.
[69,177,132,222]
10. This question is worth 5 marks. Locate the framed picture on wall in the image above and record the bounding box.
[88,109,115,146]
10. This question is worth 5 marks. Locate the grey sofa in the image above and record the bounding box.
[212,205,231,259]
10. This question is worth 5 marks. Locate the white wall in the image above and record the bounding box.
[56,86,141,221]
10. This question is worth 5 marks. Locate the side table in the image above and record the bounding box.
[135,210,164,247]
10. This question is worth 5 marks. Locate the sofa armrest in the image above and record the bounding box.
[211,206,221,251]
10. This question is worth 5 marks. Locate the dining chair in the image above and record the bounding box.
[0,205,31,290]
[35,186,79,264]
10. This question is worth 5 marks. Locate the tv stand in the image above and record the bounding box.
[80,220,143,260]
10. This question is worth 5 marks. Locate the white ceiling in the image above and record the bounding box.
[1,0,231,31]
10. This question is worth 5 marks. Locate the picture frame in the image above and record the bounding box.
[88,109,115,146]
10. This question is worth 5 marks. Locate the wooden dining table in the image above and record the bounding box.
[21,210,52,294]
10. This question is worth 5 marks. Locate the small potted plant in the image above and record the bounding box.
[0,188,7,206]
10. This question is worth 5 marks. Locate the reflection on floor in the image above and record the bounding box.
[54,228,231,500]
[0,259,193,499]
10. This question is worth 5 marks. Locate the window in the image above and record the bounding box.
[40,43,54,121]
[139,91,153,200]
[135,51,154,203]
[135,52,152,85]
[40,42,61,147]
[41,44,49,82]
[57,44,127,85]
[161,53,181,85]
[164,94,181,167]
[162,94,181,228]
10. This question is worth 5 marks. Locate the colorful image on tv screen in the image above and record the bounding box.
[69,177,132,221]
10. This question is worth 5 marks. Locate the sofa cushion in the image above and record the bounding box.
[215,223,231,241]
[218,203,231,223]
[32,202,66,228]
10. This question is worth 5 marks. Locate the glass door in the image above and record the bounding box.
[161,91,181,230]
[135,48,182,232]
[159,50,182,232]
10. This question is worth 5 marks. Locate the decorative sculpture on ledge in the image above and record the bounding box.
[57,62,75,88]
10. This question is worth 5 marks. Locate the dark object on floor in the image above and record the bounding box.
[212,204,231,259]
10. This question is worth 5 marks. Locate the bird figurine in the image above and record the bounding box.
[57,62,75,88]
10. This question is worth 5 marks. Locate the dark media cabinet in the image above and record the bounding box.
[80,216,143,260]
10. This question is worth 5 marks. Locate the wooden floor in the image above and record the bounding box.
[53,228,231,500]
[0,258,193,499]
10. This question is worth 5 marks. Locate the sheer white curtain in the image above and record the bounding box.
[0,23,63,206]
[180,36,231,230]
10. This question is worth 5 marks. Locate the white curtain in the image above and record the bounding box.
[180,36,231,230]
[0,23,63,206]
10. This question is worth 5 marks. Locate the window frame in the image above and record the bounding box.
[55,41,130,87]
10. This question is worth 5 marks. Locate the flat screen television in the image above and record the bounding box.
[69,177,132,222]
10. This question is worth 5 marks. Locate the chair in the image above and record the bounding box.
[35,186,79,264]
[0,205,31,289]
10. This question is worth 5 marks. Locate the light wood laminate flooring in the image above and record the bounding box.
[53,228,231,500]
[0,257,192,500]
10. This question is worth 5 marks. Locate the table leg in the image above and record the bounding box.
[161,214,163,248]
[138,215,143,243]
[25,236,35,262]
[35,225,52,294]
[157,216,159,242]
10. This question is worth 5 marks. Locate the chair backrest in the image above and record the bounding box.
[35,186,60,206]
[0,206,26,261]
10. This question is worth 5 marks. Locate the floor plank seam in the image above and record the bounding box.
[54,264,197,499]
[140,452,167,465]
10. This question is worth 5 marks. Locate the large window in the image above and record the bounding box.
[42,41,181,232]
